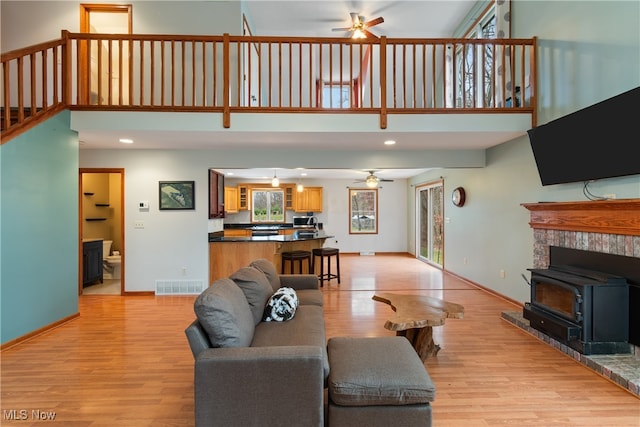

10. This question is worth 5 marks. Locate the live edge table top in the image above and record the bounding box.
[372,292,464,359]
[372,292,464,331]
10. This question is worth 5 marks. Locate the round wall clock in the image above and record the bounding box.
[452,187,466,207]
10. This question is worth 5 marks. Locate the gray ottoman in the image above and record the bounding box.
[327,336,436,427]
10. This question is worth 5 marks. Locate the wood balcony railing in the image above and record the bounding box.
[1,30,537,143]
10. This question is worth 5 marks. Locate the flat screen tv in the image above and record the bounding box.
[527,86,640,186]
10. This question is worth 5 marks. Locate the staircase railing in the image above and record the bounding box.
[1,30,536,143]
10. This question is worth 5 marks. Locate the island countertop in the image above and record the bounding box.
[208,231,333,283]
[208,231,333,242]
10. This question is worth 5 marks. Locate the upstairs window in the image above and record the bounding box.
[322,82,351,108]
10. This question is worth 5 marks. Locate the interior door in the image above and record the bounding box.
[416,182,444,267]
[79,4,132,105]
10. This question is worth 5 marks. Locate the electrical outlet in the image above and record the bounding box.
[500,269,506,279]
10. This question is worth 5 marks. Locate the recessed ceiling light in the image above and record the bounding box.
[119,138,134,144]
[384,140,396,145]
[227,172,234,176]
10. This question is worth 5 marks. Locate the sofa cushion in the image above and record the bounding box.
[230,266,274,325]
[253,304,329,379]
[194,278,255,348]
[263,287,299,322]
[249,258,281,292]
[327,336,436,406]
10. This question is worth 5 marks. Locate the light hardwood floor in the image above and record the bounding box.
[1,254,638,426]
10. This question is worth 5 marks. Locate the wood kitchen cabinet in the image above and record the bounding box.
[209,169,225,218]
[295,187,323,212]
[238,185,248,210]
[284,185,294,210]
[224,186,238,213]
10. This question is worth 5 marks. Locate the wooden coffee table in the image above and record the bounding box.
[372,292,464,360]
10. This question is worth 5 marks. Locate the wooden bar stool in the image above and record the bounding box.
[281,250,312,274]
[312,247,340,287]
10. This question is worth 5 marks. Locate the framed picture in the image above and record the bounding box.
[159,181,195,210]
[349,188,378,234]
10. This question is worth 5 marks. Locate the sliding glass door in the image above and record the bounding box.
[416,182,444,267]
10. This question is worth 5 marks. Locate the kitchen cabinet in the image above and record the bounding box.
[225,186,238,213]
[209,169,225,219]
[83,240,103,286]
[224,229,251,237]
[238,185,248,210]
[285,185,294,210]
[295,187,323,212]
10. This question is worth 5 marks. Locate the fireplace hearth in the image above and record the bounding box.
[524,259,630,355]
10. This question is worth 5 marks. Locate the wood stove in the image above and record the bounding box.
[524,263,630,355]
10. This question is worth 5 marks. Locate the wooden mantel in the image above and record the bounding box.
[522,199,640,236]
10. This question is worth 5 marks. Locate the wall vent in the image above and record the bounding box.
[155,280,205,295]
[359,251,375,256]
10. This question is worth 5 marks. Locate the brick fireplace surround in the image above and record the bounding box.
[502,198,640,397]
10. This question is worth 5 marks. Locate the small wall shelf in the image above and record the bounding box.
[85,218,107,221]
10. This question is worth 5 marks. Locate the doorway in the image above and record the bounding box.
[79,4,132,104]
[415,181,444,267]
[79,168,125,295]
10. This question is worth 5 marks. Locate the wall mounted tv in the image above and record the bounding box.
[527,86,640,186]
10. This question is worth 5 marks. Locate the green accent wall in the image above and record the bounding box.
[1,111,79,344]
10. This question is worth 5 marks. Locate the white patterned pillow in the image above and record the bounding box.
[263,287,299,322]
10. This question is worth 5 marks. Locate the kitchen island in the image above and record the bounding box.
[208,231,333,283]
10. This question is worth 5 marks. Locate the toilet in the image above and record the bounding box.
[102,240,122,280]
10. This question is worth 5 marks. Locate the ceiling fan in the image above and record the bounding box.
[354,170,394,188]
[332,12,384,39]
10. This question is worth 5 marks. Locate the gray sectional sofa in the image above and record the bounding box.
[185,258,328,427]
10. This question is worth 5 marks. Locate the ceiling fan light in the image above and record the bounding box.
[365,175,379,188]
[352,29,366,39]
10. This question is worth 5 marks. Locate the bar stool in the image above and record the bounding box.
[281,250,312,274]
[312,247,340,287]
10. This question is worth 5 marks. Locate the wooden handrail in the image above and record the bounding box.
[1,32,537,143]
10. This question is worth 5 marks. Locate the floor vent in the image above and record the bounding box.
[155,280,205,295]
[359,251,376,256]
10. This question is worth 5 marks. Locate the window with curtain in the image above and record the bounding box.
[349,189,377,234]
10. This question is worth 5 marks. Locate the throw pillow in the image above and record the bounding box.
[263,287,299,322]
[249,258,281,292]
[230,266,274,325]
[194,278,255,348]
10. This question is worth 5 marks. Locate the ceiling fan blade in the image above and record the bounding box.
[364,16,384,28]
[362,29,378,39]
[350,12,360,25]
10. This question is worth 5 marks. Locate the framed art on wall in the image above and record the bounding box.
[159,181,195,210]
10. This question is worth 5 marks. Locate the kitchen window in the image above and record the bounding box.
[252,189,284,222]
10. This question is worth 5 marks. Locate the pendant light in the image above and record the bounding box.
[271,170,279,187]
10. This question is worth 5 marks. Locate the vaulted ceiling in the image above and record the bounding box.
[76,1,530,180]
